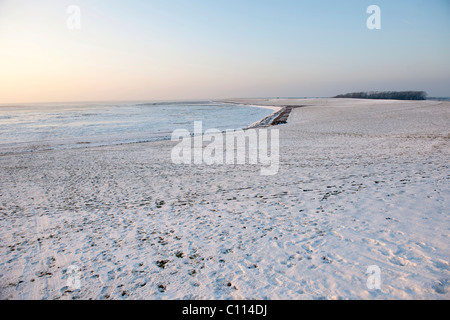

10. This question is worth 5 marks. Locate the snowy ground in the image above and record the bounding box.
[0,98,449,300]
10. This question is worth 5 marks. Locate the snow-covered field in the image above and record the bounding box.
[0,98,449,300]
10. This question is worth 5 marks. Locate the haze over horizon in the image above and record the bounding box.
[1,0,449,104]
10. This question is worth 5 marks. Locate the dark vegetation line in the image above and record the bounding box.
[334,91,427,100]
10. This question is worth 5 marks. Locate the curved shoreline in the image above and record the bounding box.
[218,100,282,128]
[0,101,280,156]
[219,100,307,128]
[1,100,306,157]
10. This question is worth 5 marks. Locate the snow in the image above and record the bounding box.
[0,98,448,299]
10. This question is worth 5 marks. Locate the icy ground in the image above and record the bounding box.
[0,99,449,299]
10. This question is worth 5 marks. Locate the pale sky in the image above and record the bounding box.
[1,0,449,103]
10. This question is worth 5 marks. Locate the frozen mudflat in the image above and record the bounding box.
[0,98,449,300]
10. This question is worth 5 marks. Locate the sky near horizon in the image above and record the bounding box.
[0,0,449,103]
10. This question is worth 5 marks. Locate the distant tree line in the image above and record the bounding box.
[334,91,427,100]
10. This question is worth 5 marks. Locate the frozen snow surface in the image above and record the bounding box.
[0,98,448,300]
